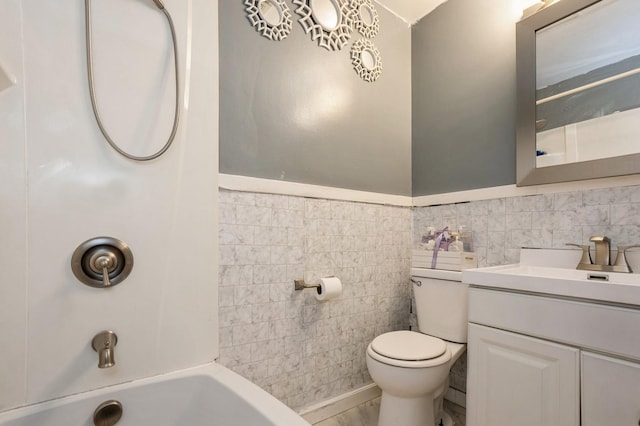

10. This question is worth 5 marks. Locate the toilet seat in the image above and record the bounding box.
[367,331,452,368]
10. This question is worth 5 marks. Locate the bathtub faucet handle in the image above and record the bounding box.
[92,331,118,369]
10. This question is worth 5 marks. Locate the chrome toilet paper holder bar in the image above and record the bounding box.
[294,279,320,291]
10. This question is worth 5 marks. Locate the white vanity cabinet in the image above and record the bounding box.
[466,287,640,426]
[467,323,579,426]
[581,352,640,425]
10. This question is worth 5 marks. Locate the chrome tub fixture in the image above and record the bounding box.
[92,331,118,369]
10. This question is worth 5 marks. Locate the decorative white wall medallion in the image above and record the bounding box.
[350,0,379,39]
[350,38,382,82]
[244,0,293,41]
[293,0,353,51]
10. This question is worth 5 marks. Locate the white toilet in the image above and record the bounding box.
[366,270,468,426]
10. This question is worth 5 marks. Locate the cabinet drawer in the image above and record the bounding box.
[469,287,640,361]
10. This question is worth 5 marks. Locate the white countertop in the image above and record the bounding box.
[463,248,640,307]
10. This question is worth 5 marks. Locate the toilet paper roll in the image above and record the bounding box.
[315,276,342,301]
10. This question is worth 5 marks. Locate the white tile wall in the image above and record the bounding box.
[218,190,412,410]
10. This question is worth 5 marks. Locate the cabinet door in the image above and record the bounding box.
[582,352,640,425]
[467,324,579,426]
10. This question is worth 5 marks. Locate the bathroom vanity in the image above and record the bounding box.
[463,248,640,426]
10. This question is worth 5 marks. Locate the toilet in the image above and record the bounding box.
[366,269,468,426]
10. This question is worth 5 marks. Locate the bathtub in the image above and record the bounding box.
[0,363,310,425]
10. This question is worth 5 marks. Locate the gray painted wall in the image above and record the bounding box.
[220,2,412,196]
[411,0,517,196]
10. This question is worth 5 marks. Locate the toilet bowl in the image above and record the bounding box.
[366,270,468,426]
[366,330,465,426]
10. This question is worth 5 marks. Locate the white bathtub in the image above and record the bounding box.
[0,363,310,425]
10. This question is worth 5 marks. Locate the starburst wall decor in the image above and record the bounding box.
[351,0,379,39]
[244,0,292,41]
[292,0,353,51]
[242,0,384,82]
[350,38,382,82]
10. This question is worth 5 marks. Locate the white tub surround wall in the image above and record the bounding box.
[0,0,27,410]
[0,0,218,411]
[218,189,412,410]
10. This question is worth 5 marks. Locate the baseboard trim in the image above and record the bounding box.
[298,383,381,424]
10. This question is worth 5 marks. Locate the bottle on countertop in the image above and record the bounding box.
[448,232,464,252]
[420,227,436,250]
[458,225,473,252]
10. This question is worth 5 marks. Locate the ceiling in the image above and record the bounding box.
[374,0,449,25]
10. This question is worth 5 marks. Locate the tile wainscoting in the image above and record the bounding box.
[413,185,640,269]
[218,183,640,414]
[218,189,412,410]
[413,184,640,398]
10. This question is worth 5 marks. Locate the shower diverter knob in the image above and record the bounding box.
[71,237,133,288]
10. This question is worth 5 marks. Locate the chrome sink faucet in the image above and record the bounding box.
[567,236,640,273]
[589,236,610,266]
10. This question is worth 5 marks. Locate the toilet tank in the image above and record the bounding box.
[412,270,468,343]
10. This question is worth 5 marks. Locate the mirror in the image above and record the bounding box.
[293,0,353,51]
[516,0,640,186]
[351,39,382,82]
[310,0,340,30]
[259,0,283,26]
[245,0,292,41]
[360,4,374,26]
[361,49,376,70]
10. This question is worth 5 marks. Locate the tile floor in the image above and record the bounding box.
[312,398,466,426]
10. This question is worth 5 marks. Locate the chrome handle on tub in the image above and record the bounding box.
[410,278,422,286]
[71,237,134,289]
[97,255,115,288]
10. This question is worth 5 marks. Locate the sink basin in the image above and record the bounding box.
[463,249,640,307]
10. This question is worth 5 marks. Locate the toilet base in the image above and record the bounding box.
[377,392,456,426]
[378,392,435,426]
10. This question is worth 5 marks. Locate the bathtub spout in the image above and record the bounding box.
[92,331,118,368]
[98,347,115,369]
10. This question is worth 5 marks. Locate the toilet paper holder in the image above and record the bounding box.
[294,279,320,291]
[295,276,342,301]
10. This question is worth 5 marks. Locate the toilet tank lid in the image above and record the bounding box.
[371,331,447,361]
